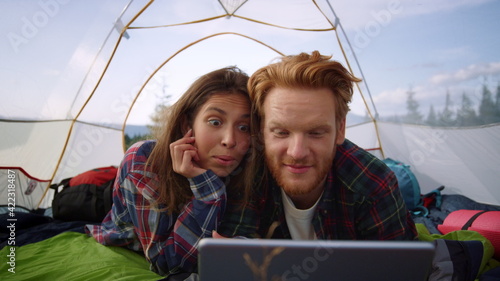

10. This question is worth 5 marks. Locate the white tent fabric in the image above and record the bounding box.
[1,0,499,210]
[347,122,500,205]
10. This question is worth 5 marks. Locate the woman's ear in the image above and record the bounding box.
[181,118,191,135]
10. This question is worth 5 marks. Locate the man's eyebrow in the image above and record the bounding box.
[266,120,331,130]
[266,120,289,129]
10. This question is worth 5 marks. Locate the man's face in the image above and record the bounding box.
[262,87,345,199]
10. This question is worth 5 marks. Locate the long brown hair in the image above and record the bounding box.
[147,66,251,213]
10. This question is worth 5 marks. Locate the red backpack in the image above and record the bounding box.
[50,166,118,222]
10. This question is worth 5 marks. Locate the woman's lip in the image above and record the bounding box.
[214,155,236,165]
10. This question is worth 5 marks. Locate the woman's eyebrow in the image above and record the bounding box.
[205,106,250,119]
[205,106,226,115]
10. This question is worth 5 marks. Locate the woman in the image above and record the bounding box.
[86,66,252,276]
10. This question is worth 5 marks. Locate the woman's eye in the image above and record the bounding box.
[238,124,250,133]
[208,119,222,126]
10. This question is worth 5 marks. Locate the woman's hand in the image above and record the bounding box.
[170,129,206,178]
[212,230,228,239]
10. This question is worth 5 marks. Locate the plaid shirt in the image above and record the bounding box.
[86,140,227,276]
[219,139,417,240]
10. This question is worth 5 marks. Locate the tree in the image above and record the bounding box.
[124,71,171,149]
[425,105,438,126]
[384,114,402,123]
[148,103,171,137]
[125,133,150,150]
[478,84,496,124]
[438,90,455,126]
[146,71,173,137]
[404,87,423,124]
[495,83,500,123]
[456,92,478,126]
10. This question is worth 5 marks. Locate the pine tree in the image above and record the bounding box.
[404,87,423,124]
[478,84,496,124]
[125,72,171,149]
[124,133,150,150]
[148,103,170,137]
[147,72,173,136]
[438,91,455,126]
[456,92,478,126]
[495,83,500,123]
[426,105,438,126]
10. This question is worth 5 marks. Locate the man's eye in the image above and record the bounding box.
[309,131,325,137]
[208,119,222,126]
[273,129,289,137]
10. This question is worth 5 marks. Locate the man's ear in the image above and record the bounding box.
[335,117,346,145]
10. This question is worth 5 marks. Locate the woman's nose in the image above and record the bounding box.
[221,127,237,148]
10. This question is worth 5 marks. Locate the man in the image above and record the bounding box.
[219,51,417,240]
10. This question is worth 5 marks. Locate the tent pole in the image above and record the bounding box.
[324,0,385,158]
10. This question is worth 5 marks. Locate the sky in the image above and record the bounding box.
[333,0,500,118]
[1,0,499,126]
[127,0,500,124]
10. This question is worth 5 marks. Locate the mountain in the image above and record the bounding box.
[125,124,150,137]
[346,113,370,126]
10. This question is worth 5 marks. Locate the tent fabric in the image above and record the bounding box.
[373,122,500,205]
[0,0,499,209]
[0,168,50,211]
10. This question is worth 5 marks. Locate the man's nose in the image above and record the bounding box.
[287,134,308,159]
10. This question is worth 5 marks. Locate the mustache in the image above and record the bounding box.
[282,157,312,166]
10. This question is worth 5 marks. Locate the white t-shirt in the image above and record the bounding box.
[280,188,321,240]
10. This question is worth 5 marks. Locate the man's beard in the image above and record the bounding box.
[265,153,334,197]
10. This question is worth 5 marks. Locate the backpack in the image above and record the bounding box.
[50,166,117,222]
[382,158,443,216]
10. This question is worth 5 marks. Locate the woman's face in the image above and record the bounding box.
[190,93,251,177]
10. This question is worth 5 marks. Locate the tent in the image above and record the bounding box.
[1,0,499,213]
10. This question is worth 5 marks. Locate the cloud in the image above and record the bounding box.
[398,0,494,17]
[372,84,450,116]
[430,62,500,85]
[372,61,500,117]
[372,87,408,114]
